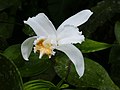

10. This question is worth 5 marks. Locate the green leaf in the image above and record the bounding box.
[60,84,69,89]
[54,53,120,90]
[3,44,52,77]
[24,80,56,90]
[115,21,120,44]
[109,44,120,87]
[76,39,111,53]
[0,53,23,90]
[3,44,25,68]
[62,88,96,90]
[30,64,56,81]
[19,54,52,77]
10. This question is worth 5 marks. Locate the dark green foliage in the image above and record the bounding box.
[55,53,119,90]
[3,44,53,77]
[0,54,23,90]
[115,21,120,44]
[109,45,120,87]
[23,80,57,90]
[0,0,20,39]
[81,0,120,38]
[0,0,120,89]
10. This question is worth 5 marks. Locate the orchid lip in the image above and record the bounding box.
[33,37,56,58]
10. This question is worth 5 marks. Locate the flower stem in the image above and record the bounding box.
[56,78,65,88]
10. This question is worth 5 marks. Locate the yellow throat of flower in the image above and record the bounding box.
[34,38,54,58]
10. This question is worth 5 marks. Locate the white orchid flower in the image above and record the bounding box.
[21,9,93,77]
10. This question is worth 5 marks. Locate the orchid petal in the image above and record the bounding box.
[57,9,93,32]
[56,44,84,77]
[24,13,56,37]
[57,25,85,45]
[21,36,37,60]
[24,18,48,37]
